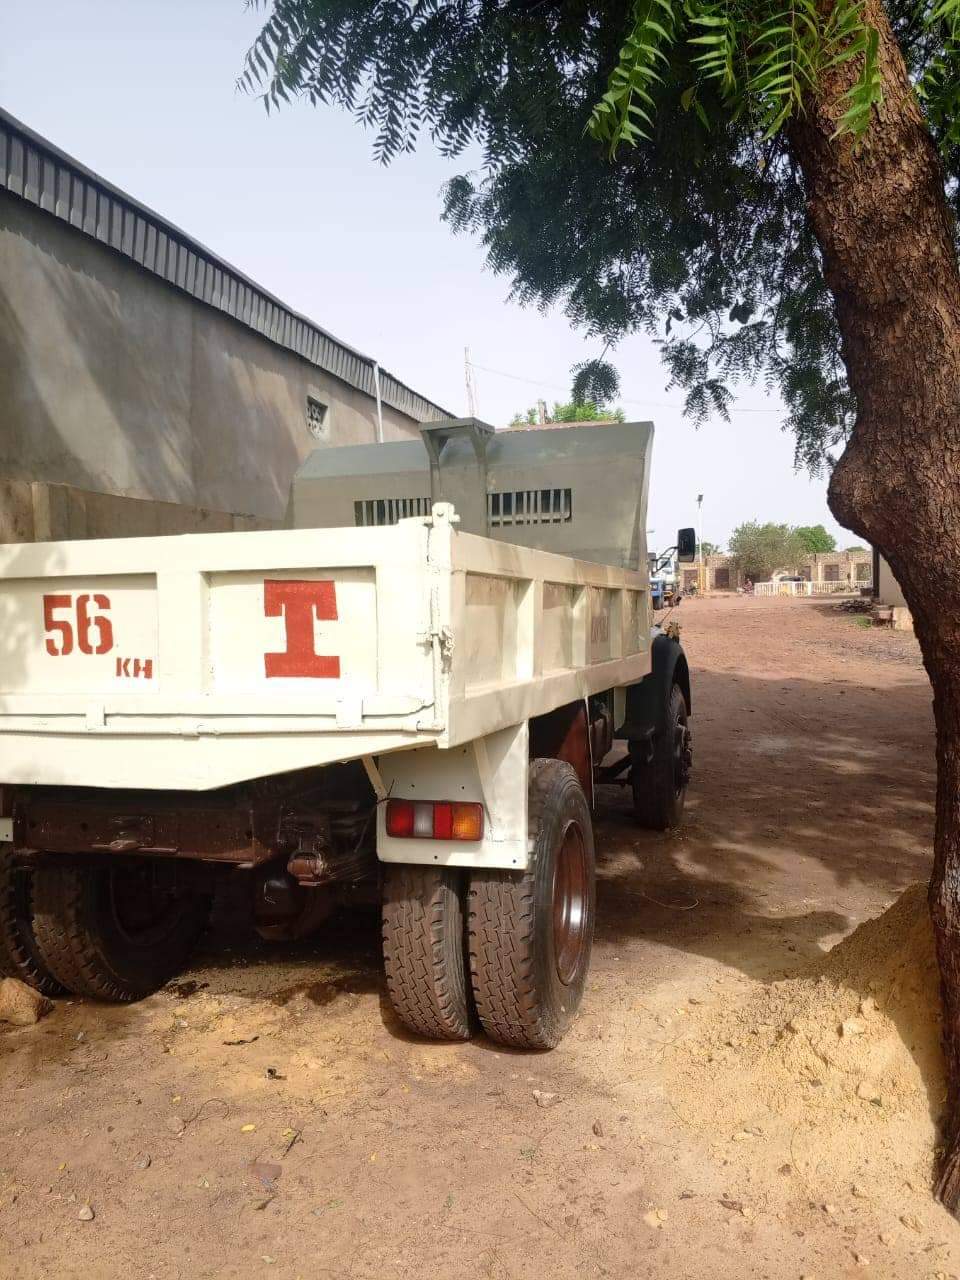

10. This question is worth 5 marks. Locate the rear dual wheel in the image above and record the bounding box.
[468,759,596,1049]
[30,862,211,1002]
[0,856,65,996]
[382,759,596,1050]
[382,864,473,1041]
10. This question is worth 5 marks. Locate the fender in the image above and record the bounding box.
[615,631,691,748]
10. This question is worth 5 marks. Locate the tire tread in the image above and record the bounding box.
[32,865,209,1002]
[382,865,472,1041]
[31,866,95,995]
[0,860,67,996]
[631,684,688,831]
[467,759,577,1050]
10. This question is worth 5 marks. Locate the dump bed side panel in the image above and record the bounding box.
[439,523,653,747]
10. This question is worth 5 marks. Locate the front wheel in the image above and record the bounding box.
[31,862,210,1002]
[467,759,596,1050]
[630,682,691,831]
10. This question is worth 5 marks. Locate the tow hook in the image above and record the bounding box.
[92,814,154,853]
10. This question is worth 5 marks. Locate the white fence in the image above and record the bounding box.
[754,579,871,597]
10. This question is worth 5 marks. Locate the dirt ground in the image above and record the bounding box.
[1,594,954,1280]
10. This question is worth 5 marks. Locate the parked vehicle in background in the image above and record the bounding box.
[0,419,695,1050]
[652,580,683,608]
[649,541,687,610]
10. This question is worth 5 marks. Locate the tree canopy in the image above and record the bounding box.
[240,0,960,1214]
[795,524,838,553]
[244,0,960,1214]
[728,521,807,578]
[244,0,960,472]
[509,401,626,427]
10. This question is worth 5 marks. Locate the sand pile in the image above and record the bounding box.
[672,884,945,1197]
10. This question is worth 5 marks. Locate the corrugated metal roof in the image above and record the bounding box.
[0,108,452,425]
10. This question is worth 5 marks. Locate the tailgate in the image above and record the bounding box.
[0,522,439,789]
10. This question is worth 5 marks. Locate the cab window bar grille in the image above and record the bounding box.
[353,497,432,526]
[488,488,572,527]
[353,489,573,527]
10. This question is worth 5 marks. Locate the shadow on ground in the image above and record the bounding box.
[2,625,935,1083]
[169,658,935,1012]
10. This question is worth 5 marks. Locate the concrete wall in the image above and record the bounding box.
[0,190,422,529]
[877,556,908,608]
[0,477,281,544]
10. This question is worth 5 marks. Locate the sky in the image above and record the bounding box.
[1,0,856,552]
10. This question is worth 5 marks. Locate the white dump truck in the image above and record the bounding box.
[0,418,694,1049]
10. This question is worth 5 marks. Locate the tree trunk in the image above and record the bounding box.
[788,0,960,1212]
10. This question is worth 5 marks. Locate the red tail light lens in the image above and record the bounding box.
[433,802,453,840]
[385,799,483,842]
[385,799,415,837]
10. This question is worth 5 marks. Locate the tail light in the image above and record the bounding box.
[385,799,483,842]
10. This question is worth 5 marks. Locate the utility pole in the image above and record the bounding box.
[464,347,479,418]
[696,493,705,594]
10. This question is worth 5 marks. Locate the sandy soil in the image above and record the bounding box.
[1,595,954,1280]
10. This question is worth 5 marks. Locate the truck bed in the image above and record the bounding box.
[0,506,651,790]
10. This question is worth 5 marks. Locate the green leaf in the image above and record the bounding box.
[587,0,679,154]
[833,24,883,139]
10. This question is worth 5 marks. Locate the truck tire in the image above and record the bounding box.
[467,759,596,1050]
[631,682,691,831]
[30,863,210,1002]
[0,858,66,996]
[382,865,473,1041]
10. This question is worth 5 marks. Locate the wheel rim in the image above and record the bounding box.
[106,866,187,947]
[673,710,692,798]
[552,820,589,986]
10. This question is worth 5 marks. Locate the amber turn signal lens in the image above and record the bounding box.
[450,802,483,841]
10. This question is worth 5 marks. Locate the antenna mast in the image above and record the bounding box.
[464,347,479,418]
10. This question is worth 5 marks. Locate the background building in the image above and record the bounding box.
[680,548,874,594]
[0,109,448,542]
[799,549,874,587]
